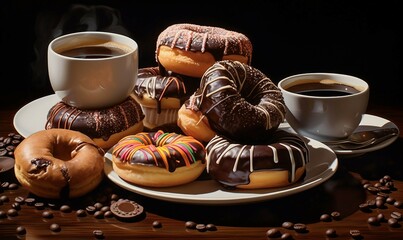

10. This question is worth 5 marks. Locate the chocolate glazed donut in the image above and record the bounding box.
[206,130,310,188]
[186,60,286,143]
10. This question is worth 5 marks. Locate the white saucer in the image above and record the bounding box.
[279,114,399,156]
[104,137,338,205]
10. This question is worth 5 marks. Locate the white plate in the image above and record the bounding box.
[13,94,60,138]
[279,114,399,156]
[104,138,338,205]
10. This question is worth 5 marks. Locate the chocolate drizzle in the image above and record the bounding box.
[29,158,51,174]
[205,130,310,188]
[45,96,144,140]
[184,60,286,144]
[156,23,253,64]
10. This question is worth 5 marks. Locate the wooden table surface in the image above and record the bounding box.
[1,100,402,240]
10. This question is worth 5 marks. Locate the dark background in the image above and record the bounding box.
[1,0,401,109]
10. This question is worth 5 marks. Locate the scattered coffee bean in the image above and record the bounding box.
[14,196,25,204]
[293,223,307,233]
[94,211,104,219]
[359,203,370,212]
[331,211,341,220]
[367,199,376,208]
[34,202,45,210]
[42,211,54,219]
[377,213,386,222]
[367,216,379,225]
[94,202,103,210]
[76,209,87,217]
[376,199,385,208]
[110,193,120,201]
[379,186,390,193]
[363,183,371,189]
[374,182,382,188]
[320,213,332,222]
[266,228,281,238]
[100,206,110,212]
[388,218,399,228]
[390,211,402,220]
[60,204,72,213]
[93,229,104,239]
[0,195,9,202]
[104,210,113,218]
[152,220,162,228]
[196,224,207,232]
[1,182,9,189]
[185,221,197,229]
[24,197,35,206]
[86,205,96,214]
[386,197,396,204]
[0,210,6,218]
[367,186,380,194]
[281,221,294,229]
[325,228,337,238]
[394,200,403,208]
[8,183,18,190]
[280,232,292,239]
[206,223,217,231]
[16,226,26,235]
[47,202,58,210]
[7,208,18,217]
[11,202,21,210]
[349,229,361,239]
[49,223,61,232]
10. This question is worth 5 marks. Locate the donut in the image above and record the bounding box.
[46,96,145,150]
[111,130,206,187]
[205,130,310,189]
[14,129,105,199]
[177,60,286,143]
[131,67,199,129]
[156,23,253,78]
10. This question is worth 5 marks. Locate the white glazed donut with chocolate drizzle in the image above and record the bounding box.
[178,60,286,143]
[205,130,310,189]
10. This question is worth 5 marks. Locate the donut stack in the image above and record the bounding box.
[131,23,253,130]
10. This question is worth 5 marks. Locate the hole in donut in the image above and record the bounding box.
[53,144,75,161]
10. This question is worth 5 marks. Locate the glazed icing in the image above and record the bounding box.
[205,130,310,188]
[46,97,144,141]
[134,67,199,113]
[184,60,286,143]
[112,130,206,172]
[156,23,253,64]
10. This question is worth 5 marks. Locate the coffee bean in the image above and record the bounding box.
[94,211,104,219]
[76,209,87,217]
[390,211,402,220]
[16,226,26,235]
[331,211,341,220]
[93,229,104,239]
[367,186,380,194]
[0,210,6,218]
[386,197,396,204]
[320,213,332,222]
[100,206,110,212]
[94,202,103,210]
[280,232,292,239]
[0,195,9,202]
[104,211,113,218]
[8,183,18,190]
[349,229,361,239]
[185,221,197,229]
[206,223,217,231]
[281,221,294,229]
[34,202,45,210]
[7,208,18,217]
[49,223,61,232]
[1,182,9,189]
[388,218,399,227]
[86,205,96,214]
[196,224,207,232]
[394,200,403,208]
[367,216,379,225]
[11,202,21,210]
[377,213,386,222]
[293,223,307,233]
[266,228,281,238]
[42,211,54,219]
[325,228,337,238]
[60,205,72,213]
[376,199,385,208]
[152,221,162,228]
[367,199,376,208]
[24,197,35,206]
[359,203,370,212]
[14,196,24,203]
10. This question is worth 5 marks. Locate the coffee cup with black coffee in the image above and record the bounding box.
[47,31,138,109]
[278,73,369,141]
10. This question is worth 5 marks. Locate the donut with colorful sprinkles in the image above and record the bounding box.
[111,130,206,187]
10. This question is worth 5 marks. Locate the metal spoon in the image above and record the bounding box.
[324,127,399,150]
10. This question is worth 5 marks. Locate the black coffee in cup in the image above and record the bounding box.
[284,79,361,97]
[60,45,128,59]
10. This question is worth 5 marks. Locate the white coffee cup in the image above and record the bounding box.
[48,31,138,109]
[278,73,369,141]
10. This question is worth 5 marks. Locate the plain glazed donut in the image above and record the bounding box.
[205,130,310,189]
[46,96,145,150]
[131,67,199,129]
[156,23,253,78]
[178,60,286,143]
[14,129,105,199]
[111,130,206,187]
